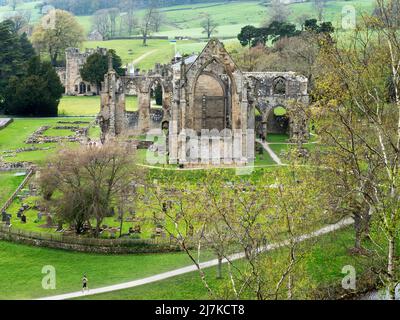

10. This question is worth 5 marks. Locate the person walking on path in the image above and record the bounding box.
[82,274,89,293]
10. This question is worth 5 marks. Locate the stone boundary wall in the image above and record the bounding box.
[0,118,13,130]
[0,226,181,254]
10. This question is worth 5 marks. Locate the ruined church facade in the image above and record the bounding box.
[98,39,309,166]
[56,47,108,96]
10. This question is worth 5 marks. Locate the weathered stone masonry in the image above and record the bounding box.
[57,47,108,96]
[97,39,309,166]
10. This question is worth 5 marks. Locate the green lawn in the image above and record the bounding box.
[267,134,289,143]
[77,0,375,39]
[270,143,291,162]
[58,96,138,116]
[0,240,215,299]
[0,118,93,165]
[254,149,275,166]
[79,226,378,300]
[82,39,179,70]
[0,172,25,205]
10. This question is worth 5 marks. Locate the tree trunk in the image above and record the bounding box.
[287,274,293,300]
[216,255,223,279]
[353,213,362,251]
[95,219,101,238]
[387,235,396,300]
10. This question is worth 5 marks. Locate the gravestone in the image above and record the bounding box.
[46,215,52,227]
[5,215,11,226]
[1,211,8,222]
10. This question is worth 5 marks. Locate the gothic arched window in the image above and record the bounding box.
[273,77,286,95]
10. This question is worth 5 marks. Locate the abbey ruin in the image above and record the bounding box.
[54,39,310,166]
[57,47,108,96]
[96,39,309,166]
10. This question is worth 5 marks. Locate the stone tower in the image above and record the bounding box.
[64,47,108,96]
[98,55,126,143]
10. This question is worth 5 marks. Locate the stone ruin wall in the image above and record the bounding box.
[57,47,108,96]
[97,39,310,165]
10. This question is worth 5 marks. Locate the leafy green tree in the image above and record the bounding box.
[238,21,301,48]
[304,19,334,34]
[31,9,84,66]
[319,22,334,34]
[237,25,258,48]
[314,0,400,298]
[4,57,64,116]
[267,21,300,43]
[304,18,319,32]
[80,50,124,94]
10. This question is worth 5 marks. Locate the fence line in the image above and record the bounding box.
[0,169,34,213]
[0,224,177,248]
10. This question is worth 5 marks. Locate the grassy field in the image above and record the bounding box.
[0,0,377,36]
[0,1,42,22]
[83,0,375,39]
[75,1,375,39]
[0,225,378,300]
[0,117,93,165]
[83,39,177,69]
[0,1,377,71]
[78,226,377,300]
[82,38,241,70]
[59,95,138,116]
[0,240,216,299]
[0,172,25,205]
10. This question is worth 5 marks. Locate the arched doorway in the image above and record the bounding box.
[79,82,87,94]
[193,73,227,132]
[267,106,289,134]
[152,82,163,108]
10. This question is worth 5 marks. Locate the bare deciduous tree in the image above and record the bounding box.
[265,0,292,25]
[39,142,143,237]
[93,9,111,40]
[313,0,327,22]
[200,13,218,39]
[140,2,159,46]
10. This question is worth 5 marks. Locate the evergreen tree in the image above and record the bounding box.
[4,57,64,116]
[0,20,35,109]
[80,50,124,94]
